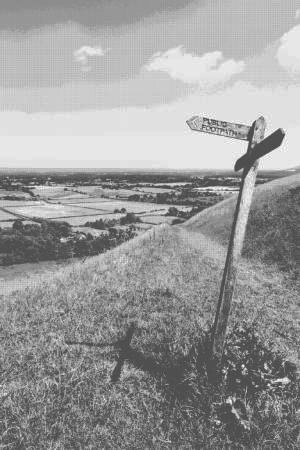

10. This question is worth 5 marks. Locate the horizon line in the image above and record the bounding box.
[0,167,289,172]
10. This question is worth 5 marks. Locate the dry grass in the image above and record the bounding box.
[140,215,177,225]
[0,258,77,297]
[185,174,300,277]
[0,225,299,448]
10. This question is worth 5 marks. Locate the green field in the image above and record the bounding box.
[55,197,114,204]
[0,190,32,199]
[32,185,71,198]
[65,200,178,214]
[71,186,139,198]
[1,202,177,228]
[0,219,36,228]
[140,215,177,225]
[0,210,19,222]
[5,203,101,219]
[1,194,192,228]
[0,200,42,208]
[52,193,87,200]
[49,213,124,226]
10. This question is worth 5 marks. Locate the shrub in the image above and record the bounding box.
[166,206,179,217]
[84,219,106,230]
[172,218,184,225]
[120,213,141,225]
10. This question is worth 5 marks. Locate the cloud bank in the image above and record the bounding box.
[145,46,245,87]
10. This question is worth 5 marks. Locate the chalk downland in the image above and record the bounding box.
[184,173,300,276]
[0,220,299,447]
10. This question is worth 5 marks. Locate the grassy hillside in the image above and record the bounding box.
[0,225,299,448]
[184,174,300,276]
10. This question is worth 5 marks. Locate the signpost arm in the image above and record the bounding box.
[211,116,266,361]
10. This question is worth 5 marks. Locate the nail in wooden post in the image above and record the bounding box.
[211,116,266,361]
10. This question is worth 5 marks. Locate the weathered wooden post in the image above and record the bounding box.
[211,116,266,360]
[186,114,285,362]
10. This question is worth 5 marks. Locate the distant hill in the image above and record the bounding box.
[184,173,300,274]
[286,165,300,173]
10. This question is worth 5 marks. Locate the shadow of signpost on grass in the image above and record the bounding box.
[65,319,298,444]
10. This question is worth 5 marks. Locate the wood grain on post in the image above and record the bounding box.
[211,116,266,360]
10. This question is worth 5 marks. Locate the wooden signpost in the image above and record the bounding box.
[187,116,251,141]
[186,114,285,362]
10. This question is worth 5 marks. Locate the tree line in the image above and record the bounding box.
[0,219,137,266]
[84,212,141,230]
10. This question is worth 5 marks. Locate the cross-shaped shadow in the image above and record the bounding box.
[66,323,218,403]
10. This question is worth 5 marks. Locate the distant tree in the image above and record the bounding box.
[49,220,72,237]
[26,245,40,262]
[85,219,106,230]
[3,254,14,265]
[12,219,24,232]
[166,207,179,217]
[23,224,41,238]
[0,213,137,266]
[128,194,140,201]
[108,227,118,237]
[104,218,118,228]
[120,213,141,225]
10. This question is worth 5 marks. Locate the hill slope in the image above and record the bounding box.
[0,225,299,448]
[184,173,300,274]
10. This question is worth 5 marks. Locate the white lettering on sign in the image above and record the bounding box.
[186,116,251,141]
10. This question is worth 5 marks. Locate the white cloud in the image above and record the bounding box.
[295,9,300,19]
[145,46,245,87]
[73,45,105,71]
[277,24,300,74]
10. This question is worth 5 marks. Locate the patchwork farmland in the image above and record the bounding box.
[0,185,192,229]
[0,175,243,232]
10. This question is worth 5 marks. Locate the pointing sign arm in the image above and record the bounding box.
[187,116,251,141]
[234,128,285,171]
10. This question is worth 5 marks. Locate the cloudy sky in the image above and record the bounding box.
[1,0,300,169]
